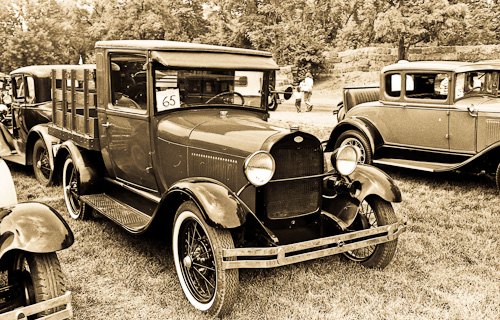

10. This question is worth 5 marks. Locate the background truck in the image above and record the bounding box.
[12,40,405,317]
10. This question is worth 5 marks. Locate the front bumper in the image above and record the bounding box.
[222,216,407,270]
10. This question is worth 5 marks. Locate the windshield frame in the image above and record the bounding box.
[454,70,499,101]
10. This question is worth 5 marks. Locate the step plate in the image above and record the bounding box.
[81,193,150,232]
[373,158,461,172]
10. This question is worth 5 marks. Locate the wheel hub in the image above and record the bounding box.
[183,255,193,269]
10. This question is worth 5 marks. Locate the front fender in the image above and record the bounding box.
[348,164,402,203]
[325,117,382,153]
[0,202,74,260]
[166,178,248,228]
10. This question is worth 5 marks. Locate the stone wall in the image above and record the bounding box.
[324,44,500,75]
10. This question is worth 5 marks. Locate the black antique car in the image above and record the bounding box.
[0,65,95,187]
[0,159,73,319]
[31,40,407,316]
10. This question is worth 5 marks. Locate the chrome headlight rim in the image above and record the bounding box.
[2,95,12,105]
[331,145,359,176]
[244,151,275,187]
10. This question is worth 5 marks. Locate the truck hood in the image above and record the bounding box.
[157,109,289,157]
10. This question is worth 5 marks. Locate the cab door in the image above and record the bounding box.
[100,53,158,191]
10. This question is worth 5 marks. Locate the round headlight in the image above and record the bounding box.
[332,145,359,176]
[2,95,12,105]
[244,151,275,186]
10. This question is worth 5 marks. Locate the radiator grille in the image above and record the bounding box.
[486,120,500,146]
[264,142,323,219]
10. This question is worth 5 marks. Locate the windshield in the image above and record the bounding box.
[153,65,267,111]
[455,71,499,100]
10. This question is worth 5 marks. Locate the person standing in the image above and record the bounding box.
[303,72,314,112]
[294,84,303,112]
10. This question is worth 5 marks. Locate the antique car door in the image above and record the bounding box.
[379,72,450,150]
[100,53,158,192]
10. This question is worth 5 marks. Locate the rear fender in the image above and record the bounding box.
[325,117,382,153]
[25,124,60,168]
[165,178,248,228]
[0,203,74,263]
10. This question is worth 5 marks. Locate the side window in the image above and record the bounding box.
[26,76,35,103]
[14,76,25,99]
[110,54,147,113]
[405,73,448,100]
[385,73,401,97]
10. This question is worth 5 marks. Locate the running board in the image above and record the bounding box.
[373,158,463,172]
[80,193,151,233]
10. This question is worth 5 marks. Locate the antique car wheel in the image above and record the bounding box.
[32,139,53,187]
[268,86,278,111]
[206,91,245,105]
[8,252,65,317]
[335,130,372,164]
[172,201,238,317]
[62,156,90,220]
[343,196,398,269]
[495,163,500,194]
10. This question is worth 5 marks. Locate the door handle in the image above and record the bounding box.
[101,122,113,128]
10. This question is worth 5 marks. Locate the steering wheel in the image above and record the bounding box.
[205,91,245,105]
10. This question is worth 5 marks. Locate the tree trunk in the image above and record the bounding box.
[398,36,406,61]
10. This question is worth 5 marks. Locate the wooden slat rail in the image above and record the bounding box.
[0,291,72,320]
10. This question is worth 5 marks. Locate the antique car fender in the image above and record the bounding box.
[322,165,401,227]
[325,117,383,153]
[164,177,248,228]
[0,202,74,266]
[54,140,105,193]
[25,124,60,167]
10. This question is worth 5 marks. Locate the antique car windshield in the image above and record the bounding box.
[153,65,266,111]
[455,71,498,100]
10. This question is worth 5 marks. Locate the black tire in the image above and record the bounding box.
[334,130,373,164]
[62,156,90,220]
[8,252,66,318]
[495,162,500,194]
[172,201,238,317]
[32,139,53,187]
[343,196,398,269]
[268,86,278,111]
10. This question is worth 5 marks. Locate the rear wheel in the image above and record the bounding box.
[343,196,398,269]
[172,201,238,317]
[495,162,500,194]
[32,139,53,186]
[335,130,372,164]
[8,252,66,318]
[62,156,90,220]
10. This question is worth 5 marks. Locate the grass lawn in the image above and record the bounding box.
[3,77,500,319]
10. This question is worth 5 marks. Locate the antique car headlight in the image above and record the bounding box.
[244,151,275,186]
[331,145,359,176]
[2,95,12,105]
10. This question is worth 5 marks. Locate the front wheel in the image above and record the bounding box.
[62,156,90,220]
[8,252,66,317]
[495,162,500,194]
[335,130,372,165]
[32,139,53,186]
[343,196,398,269]
[172,201,238,317]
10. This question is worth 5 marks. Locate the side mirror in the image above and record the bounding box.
[283,86,293,100]
[0,159,18,207]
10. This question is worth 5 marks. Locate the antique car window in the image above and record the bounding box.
[26,76,35,103]
[455,71,498,100]
[13,76,25,99]
[153,64,266,111]
[109,54,147,114]
[405,73,448,100]
[385,73,401,97]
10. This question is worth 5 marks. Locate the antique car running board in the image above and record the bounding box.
[80,194,151,232]
[373,158,462,172]
[221,216,407,269]
[0,291,72,320]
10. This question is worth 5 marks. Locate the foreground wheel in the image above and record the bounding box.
[343,196,398,269]
[495,162,500,194]
[32,139,53,186]
[62,156,90,220]
[335,130,372,164]
[172,201,238,317]
[8,252,66,317]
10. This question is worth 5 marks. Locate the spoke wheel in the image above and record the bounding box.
[32,139,53,186]
[335,130,372,164]
[62,156,89,220]
[343,196,398,269]
[173,201,238,317]
[8,252,66,318]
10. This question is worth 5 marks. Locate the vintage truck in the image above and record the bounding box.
[13,40,406,316]
[328,60,500,191]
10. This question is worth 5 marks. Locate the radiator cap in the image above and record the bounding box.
[290,124,300,132]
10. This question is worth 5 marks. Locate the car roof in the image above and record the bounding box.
[10,64,96,78]
[95,40,273,57]
[382,60,500,73]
